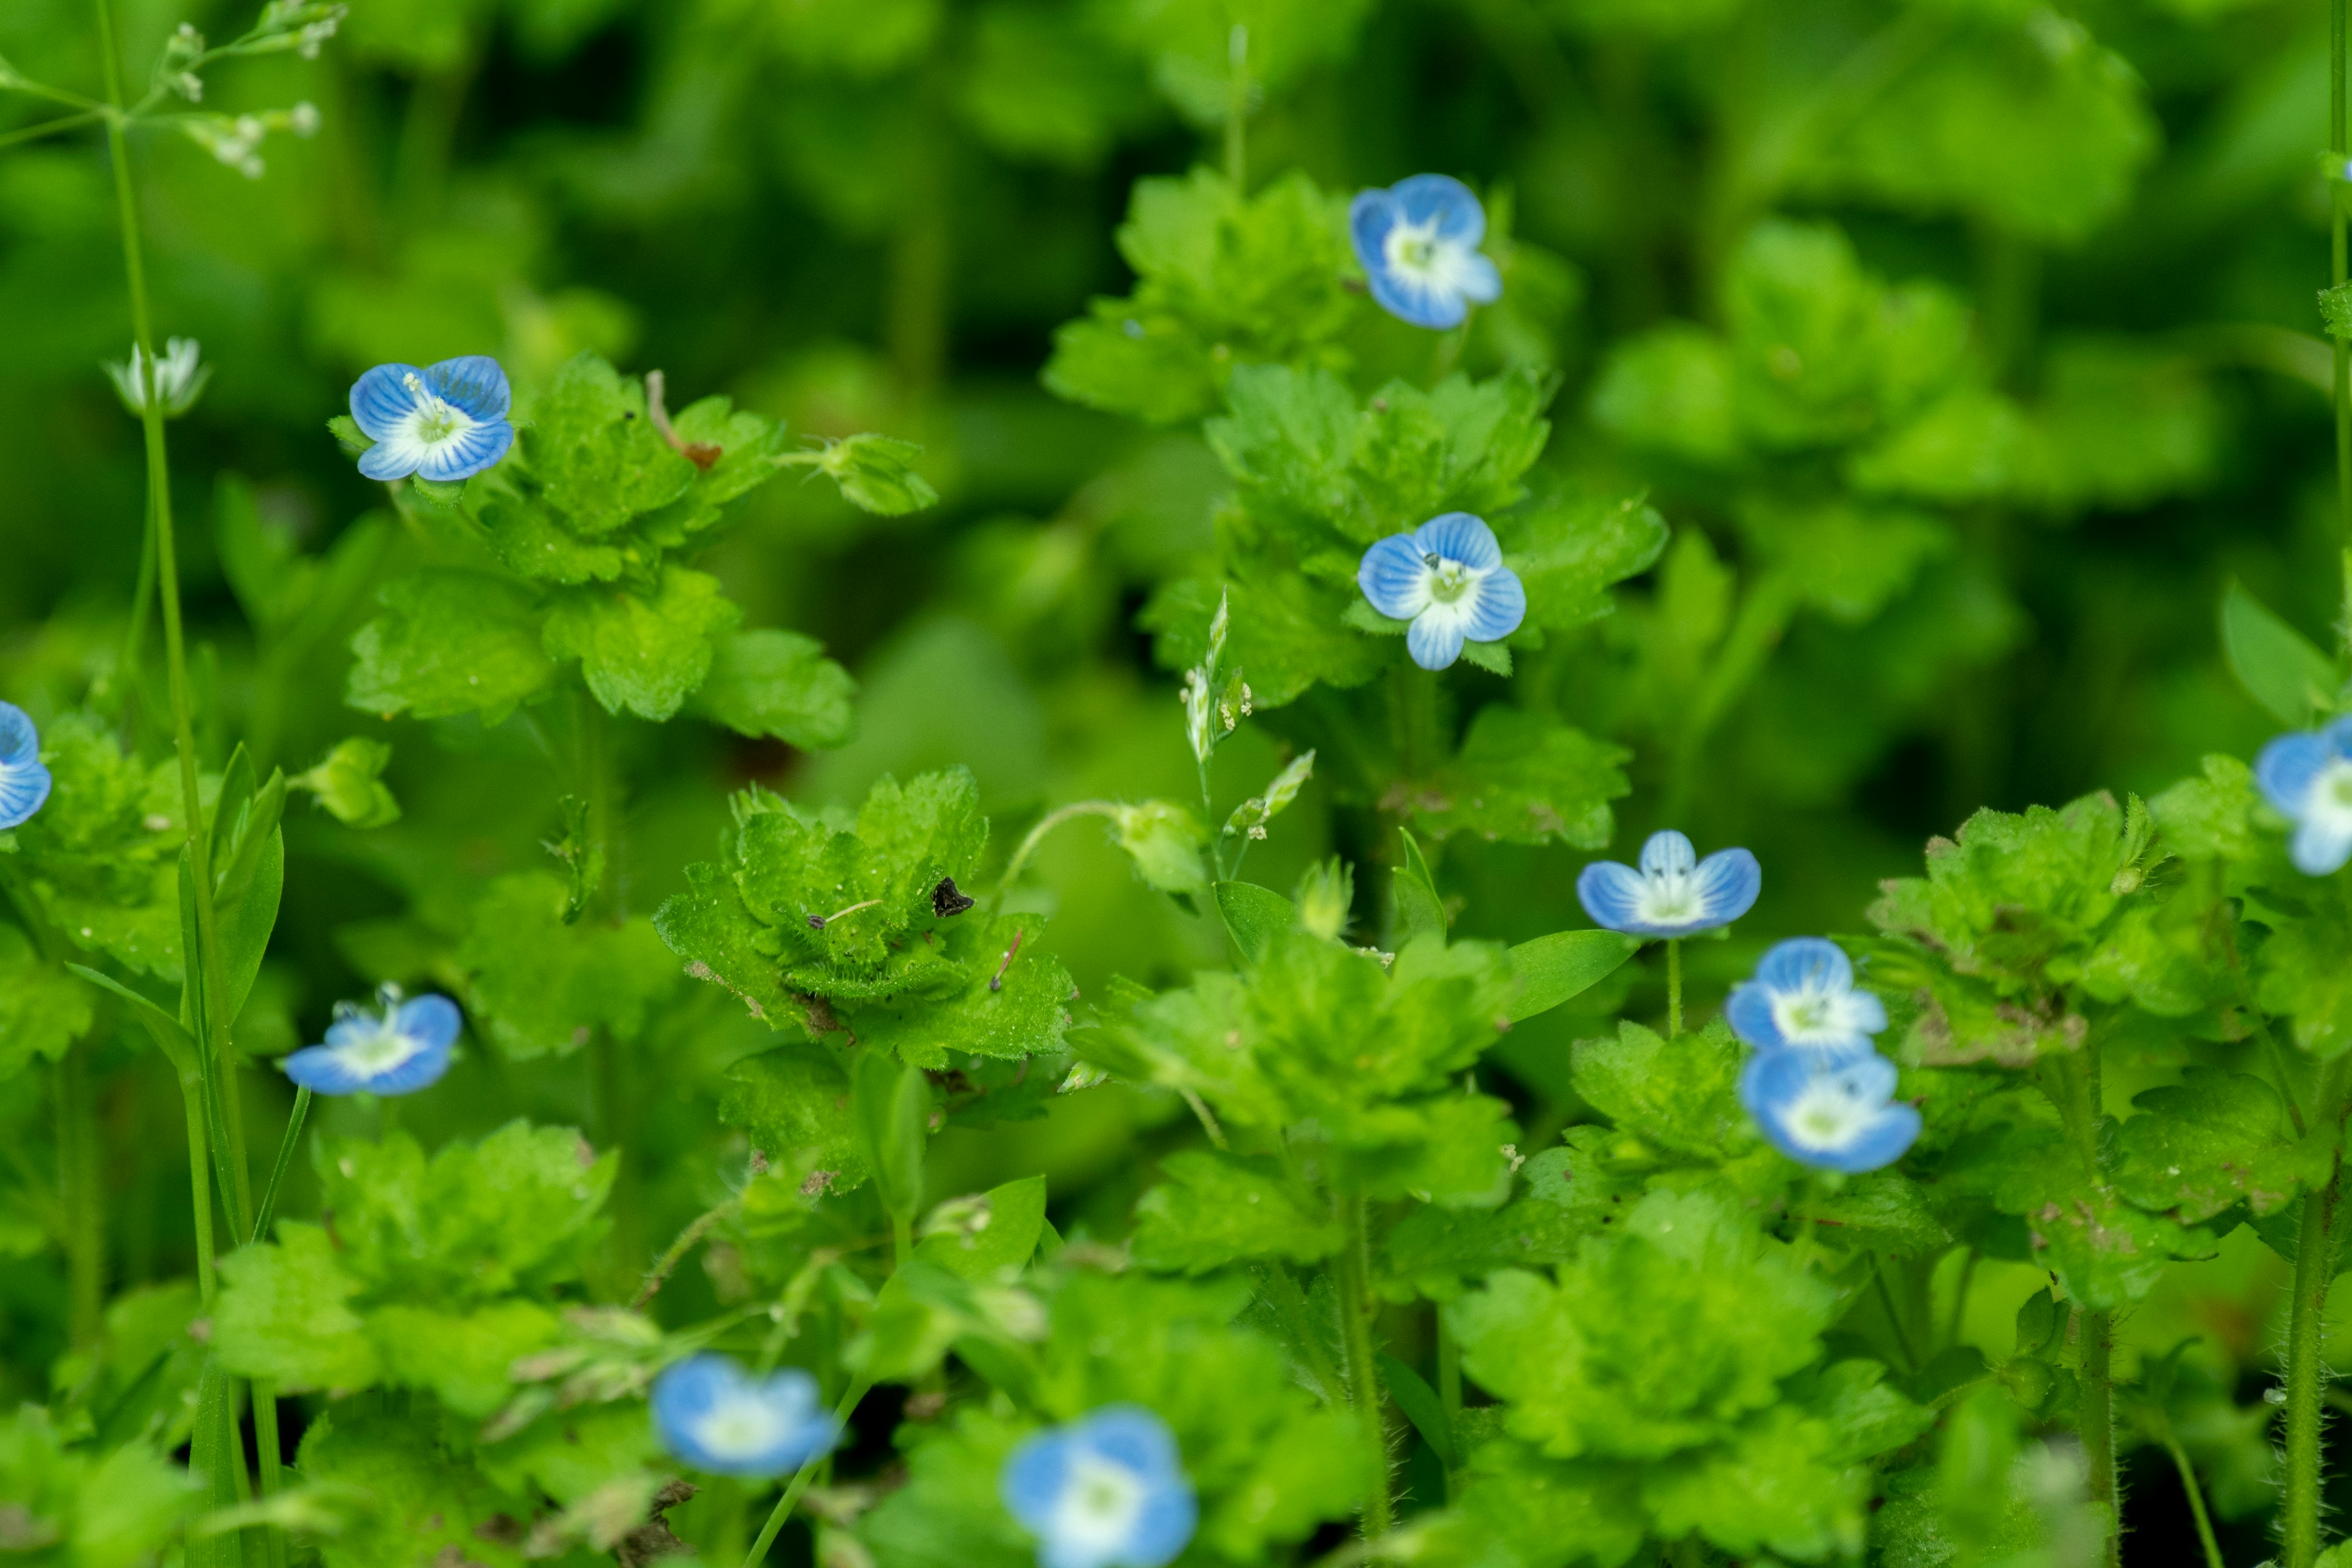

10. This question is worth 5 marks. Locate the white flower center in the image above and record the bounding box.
[402,372,470,446]
[2320,759,2352,819]
[1424,555,1476,606]
[1633,867,1699,925]
[1771,986,1855,1047]
[1384,217,1446,280]
[1783,1078,1873,1152]
[1052,1453,1148,1554]
[693,1390,790,1461]
[339,1019,424,1076]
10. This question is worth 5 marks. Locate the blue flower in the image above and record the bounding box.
[1740,1049,1920,1174]
[281,987,459,1096]
[347,355,513,483]
[1358,512,1528,671]
[651,1354,839,1478]
[1576,830,1760,938]
[1725,938,1885,1063]
[2256,717,2352,875]
[0,702,53,831]
[1348,175,1503,330]
[1002,1406,1196,1568]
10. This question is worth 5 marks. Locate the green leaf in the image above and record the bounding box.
[1215,880,1297,963]
[916,1174,1048,1281]
[458,873,680,1058]
[718,1039,868,1185]
[1379,1352,1454,1466]
[290,737,401,829]
[856,1050,930,1222]
[347,569,558,722]
[542,564,744,721]
[1409,706,1629,850]
[1144,570,1384,709]
[1390,828,1446,946]
[2323,281,2352,342]
[369,1300,563,1417]
[0,927,92,1077]
[2149,754,2261,862]
[9,712,187,981]
[689,628,858,750]
[2113,1068,2322,1222]
[1130,1150,1343,1273]
[2258,901,2352,1058]
[295,1406,535,1568]
[2222,579,2338,727]
[820,433,940,515]
[1571,1019,1748,1159]
[526,352,696,536]
[213,1221,383,1393]
[1114,801,1213,894]
[1590,323,1738,466]
[1393,1439,1646,1568]
[1506,929,1642,1022]
[1508,492,1672,633]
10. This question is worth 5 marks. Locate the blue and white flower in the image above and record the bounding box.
[281,986,459,1096]
[1348,175,1502,330]
[1002,1406,1196,1568]
[2256,717,2352,875]
[1576,829,1761,938]
[651,1354,839,1478]
[0,702,53,831]
[347,355,513,483]
[1357,512,1527,671]
[1725,937,1885,1063]
[1740,1049,1920,1174]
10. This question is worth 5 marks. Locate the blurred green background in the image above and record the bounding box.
[3,0,2346,1551]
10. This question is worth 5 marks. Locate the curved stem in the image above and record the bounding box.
[635,1196,742,1310]
[2283,1054,2352,1568]
[2162,1434,2226,1568]
[998,801,1122,893]
[741,1378,870,1568]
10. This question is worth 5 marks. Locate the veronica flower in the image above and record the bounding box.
[651,1354,839,1478]
[2256,717,2352,875]
[105,338,210,420]
[347,355,514,483]
[1002,1406,1197,1568]
[0,703,53,831]
[281,987,459,1096]
[1740,1049,1920,1174]
[1357,513,1527,671]
[1725,938,1884,1063]
[1576,830,1760,938]
[1348,175,1502,330]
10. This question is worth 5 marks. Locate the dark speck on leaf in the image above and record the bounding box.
[932,877,976,918]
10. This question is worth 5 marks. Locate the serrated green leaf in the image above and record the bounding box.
[689,628,858,750]
[1131,1150,1343,1273]
[347,569,558,723]
[543,564,743,721]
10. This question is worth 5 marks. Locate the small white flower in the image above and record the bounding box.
[104,339,210,420]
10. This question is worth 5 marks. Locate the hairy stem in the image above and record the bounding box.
[2283,1054,2352,1568]
[1336,1193,1393,1537]
[2080,1308,2118,1566]
[1665,938,1681,1039]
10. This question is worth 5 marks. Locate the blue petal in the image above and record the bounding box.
[1724,981,1786,1050]
[2257,731,2332,816]
[0,701,38,768]
[1640,831,1696,878]
[349,363,424,441]
[0,760,51,831]
[1407,612,1466,670]
[1079,1406,1183,1479]
[1390,173,1485,245]
[1002,1429,1076,1526]
[1457,250,1504,304]
[1834,1052,1901,1102]
[281,1044,374,1095]
[1831,1102,1923,1173]
[1752,937,1852,997]
[1575,861,1646,933]
[1359,535,1431,620]
[1461,567,1526,643]
[426,355,511,421]
[396,994,464,1051]
[1127,1486,1199,1568]
[1348,190,1398,280]
[356,439,421,481]
[2291,818,2352,876]
[363,1035,453,1096]
[1369,269,1466,330]
[1692,848,1762,926]
[414,418,513,482]
[1412,512,1502,571]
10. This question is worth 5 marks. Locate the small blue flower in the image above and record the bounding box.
[651,1354,839,1478]
[2256,717,2352,875]
[0,702,53,831]
[347,355,513,483]
[1740,1049,1920,1174]
[1358,512,1528,671]
[1576,830,1761,938]
[1002,1406,1196,1568]
[1348,175,1503,330]
[281,986,459,1096]
[1725,938,1885,1063]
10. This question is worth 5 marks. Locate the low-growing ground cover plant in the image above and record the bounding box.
[11,1,2352,1566]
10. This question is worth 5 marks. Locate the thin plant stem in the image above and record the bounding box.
[2081,1308,2118,1567]
[249,1088,311,1246]
[1873,1261,1920,1374]
[634,1197,743,1310]
[1665,938,1681,1038]
[1436,1313,1461,1419]
[2283,1054,2352,1568]
[2335,0,2351,619]
[998,801,1123,893]
[0,108,105,149]
[175,1066,217,1306]
[57,1040,106,1349]
[2162,1435,2226,1568]
[742,1378,870,1568]
[1944,1248,1978,1351]
[1336,1193,1393,1537]
[1224,24,1248,191]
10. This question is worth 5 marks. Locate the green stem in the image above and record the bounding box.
[1224,23,1248,190]
[1665,939,1681,1039]
[1336,1193,1393,1537]
[742,1379,870,1568]
[2283,1055,2352,1568]
[57,1039,105,1350]
[1436,1313,1461,1419]
[2080,1308,2118,1566]
[249,1087,311,1246]
[633,1196,743,1310]
[998,801,1123,893]
[0,109,105,150]
[175,1066,217,1307]
[1872,1261,1920,1374]
[2162,1435,2226,1568]
[2335,0,2350,616]
[891,1208,914,1270]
